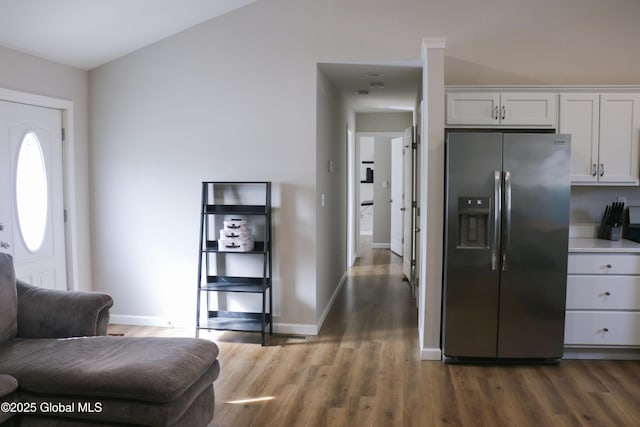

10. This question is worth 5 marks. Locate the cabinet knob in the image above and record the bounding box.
[605,264,612,269]
[604,291,611,296]
[602,328,609,333]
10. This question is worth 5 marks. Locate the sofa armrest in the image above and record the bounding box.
[0,374,18,423]
[16,280,114,338]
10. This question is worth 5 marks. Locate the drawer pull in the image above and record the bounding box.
[605,264,612,269]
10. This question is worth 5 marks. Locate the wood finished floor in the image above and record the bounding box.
[109,241,640,427]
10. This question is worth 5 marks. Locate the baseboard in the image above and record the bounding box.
[563,347,640,360]
[315,271,348,334]
[109,314,177,328]
[420,347,443,361]
[273,322,318,336]
[111,273,350,338]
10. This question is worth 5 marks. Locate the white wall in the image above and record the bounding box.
[0,45,92,291]
[356,113,413,133]
[86,0,640,332]
[316,68,350,328]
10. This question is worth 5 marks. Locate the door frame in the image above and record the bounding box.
[349,131,403,262]
[390,136,404,256]
[0,87,79,291]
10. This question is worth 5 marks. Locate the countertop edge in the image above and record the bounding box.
[569,237,640,253]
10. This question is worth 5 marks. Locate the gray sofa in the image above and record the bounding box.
[0,253,220,426]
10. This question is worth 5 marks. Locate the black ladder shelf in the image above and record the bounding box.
[196,181,272,345]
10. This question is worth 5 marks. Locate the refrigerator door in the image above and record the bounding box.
[498,134,571,358]
[444,133,503,357]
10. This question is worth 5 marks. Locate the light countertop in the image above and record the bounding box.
[569,237,640,253]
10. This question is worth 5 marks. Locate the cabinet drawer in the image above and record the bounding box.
[565,311,640,346]
[567,254,640,275]
[566,275,640,310]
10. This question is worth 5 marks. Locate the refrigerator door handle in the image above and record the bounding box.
[492,171,502,271]
[502,171,512,271]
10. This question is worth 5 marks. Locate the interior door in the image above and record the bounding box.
[402,126,413,282]
[0,100,66,289]
[390,137,404,255]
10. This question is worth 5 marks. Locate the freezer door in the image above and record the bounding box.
[443,133,503,357]
[498,134,571,358]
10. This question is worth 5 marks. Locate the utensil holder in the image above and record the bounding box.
[600,225,621,241]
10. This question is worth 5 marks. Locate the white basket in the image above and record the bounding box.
[218,237,254,252]
[219,228,252,240]
[223,219,248,231]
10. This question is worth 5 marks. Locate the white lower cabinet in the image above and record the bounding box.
[565,253,640,350]
[565,311,640,346]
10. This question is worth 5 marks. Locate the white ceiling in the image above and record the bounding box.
[320,63,422,113]
[0,0,257,70]
[0,0,421,112]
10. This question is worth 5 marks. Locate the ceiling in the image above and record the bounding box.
[320,63,422,113]
[0,0,257,70]
[0,0,421,113]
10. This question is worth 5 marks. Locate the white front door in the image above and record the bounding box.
[0,100,66,289]
[390,137,404,256]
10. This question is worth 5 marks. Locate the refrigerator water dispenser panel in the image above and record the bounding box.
[457,197,490,248]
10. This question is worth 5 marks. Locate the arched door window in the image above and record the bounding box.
[15,131,48,252]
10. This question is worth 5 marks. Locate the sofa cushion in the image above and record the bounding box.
[17,372,217,426]
[0,253,18,344]
[0,336,219,402]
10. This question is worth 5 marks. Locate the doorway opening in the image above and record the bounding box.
[318,62,421,285]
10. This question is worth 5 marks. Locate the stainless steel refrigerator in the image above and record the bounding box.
[443,132,571,361]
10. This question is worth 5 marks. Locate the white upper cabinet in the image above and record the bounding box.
[599,94,640,185]
[446,92,556,127]
[559,94,600,183]
[560,93,640,185]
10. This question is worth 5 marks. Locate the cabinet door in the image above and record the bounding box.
[566,275,640,310]
[559,94,599,183]
[598,94,640,185]
[565,311,640,346]
[500,93,557,126]
[568,253,640,275]
[446,92,499,125]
